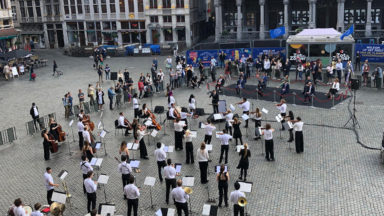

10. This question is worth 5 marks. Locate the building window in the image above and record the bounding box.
[344,9,380,24]
[84,0,90,13]
[3,19,9,26]
[149,0,157,9]
[70,0,75,14]
[94,0,98,13]
[291,10,309,25]
[138,0,143,12]
[176,0,184,8]
[11,6,17,19]
[176,15,185,22]
[246,12,255,27]
[119,0,125,12]
[54,4,60,15]
[64,0,69,14]
[163,15,172,23]
[110,0,115,13]
[101,0,107,13]
[164,28,172,41]
[45,5,52,16]
[27,0,34,17]
[0,0,7,9]
[163,0,171,8]
[35,0,41,17]
[19,1,26,17]
[128,0,134,12]
[77,0,83,14]
[150,16,159,23]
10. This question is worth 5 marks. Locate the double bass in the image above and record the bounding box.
[57,124,66,142]
[83,115,95,131]
[49,133,58,153]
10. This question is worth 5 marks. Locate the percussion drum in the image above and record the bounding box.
[23,205,33,216]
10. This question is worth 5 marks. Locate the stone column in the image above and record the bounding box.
[116,21,123,46]
[365,0,372,37]
[214,0,221,42]
[308,0,316,28]
[62,22,69,47]
[336,0,345,32]
[84,21,89,46]
[283,0,289,37]
[259,0,265,39]
[185,14,191,47]
[159,16,165,44]
[43,23,49,49]
[236,0,242,40]
[134,0,138,18]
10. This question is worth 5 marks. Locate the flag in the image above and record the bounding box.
[340,25,354,40]
[270,26,286,39]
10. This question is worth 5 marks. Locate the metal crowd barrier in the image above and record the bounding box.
[0,126,17,144]
[26,113,56,135]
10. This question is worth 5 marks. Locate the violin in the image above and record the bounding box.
[57,124,66,142]
[148,109,162,131]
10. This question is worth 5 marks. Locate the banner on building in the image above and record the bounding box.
[186,47,286,67]
[355,44,384,62]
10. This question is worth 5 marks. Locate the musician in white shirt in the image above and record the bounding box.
[132,94,140,118]
[44,167,59,205]
[118,155,132,199]
[188,94,196,113]
[84,171,98,213]
[276,99,287,130]
[196,142,210,184]
[30,203,43,216]
[230,182,246,216]
[12,198,26,216]
[291,117,304,154]
[224,109,234,135]
[124,176,140,216]
[204,120,216,144]
[81,155,93,194]
[174,118,185,151]
[184,130,194,164]
[154,142,167,182]
[168,92,176,108]
[77,117,85,150]
[171,179,189,215]
[237,97,250,127]
[164,159,177,204]
[217,129,233,164]
[118,112,131,136]
[169,103,176,119]
[137,125,149,159]
[261,124,275,161]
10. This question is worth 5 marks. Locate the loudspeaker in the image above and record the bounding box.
[195,108,205,116]
[110,72,118,81]
[350,79,360,90]
[154,106,164,114]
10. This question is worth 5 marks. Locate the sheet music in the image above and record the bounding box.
[100,204,115,216]
[236,145,245,153]
[216,166,228,173]
[262,108,269,114]
[69,120,73,127]
[230,104,235,111]
[216,131,223,138]
[130,160,140,168]
[155,209,162,216]
[275,115,283,123]
[144,176,156,186]
[144,120,153,126]
[98,175,109,184]
[98,121,102,129]
[242,114,249,120]
[213,113,223,120]
[200,123,206,129]
[190,131,197,138]
[202,204,211,216]
[51,191,67,204]
[151,130,158,137]
[168,208,175,216]
[287,121,293,129]
[100,130,106,138]
[206,144,213,151]
[180,121,186,126]
[127,143,133,149]
[239,182,252,193]
[90,158,97,166]
[95,142,101,149]
[58,170,68,180]
[166,146,174,153]
[95,158,103,167]
[132,143,139,150]
[182,177,194,187]
[163,146,169,152]
[175,164,182,173]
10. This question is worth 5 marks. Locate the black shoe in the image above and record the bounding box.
[287,140,293,142]
[239,176,242,180]
[271,158,275,161]
[143,156,149,160]
[244,178,247,182]
[218,204,222,207]
[225,203,229,207]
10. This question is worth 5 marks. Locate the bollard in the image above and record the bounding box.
[256,90,259,100]
[273,90,276,103]
[311,95,315,109]
[331,96,336,110]
[292,92,296,106]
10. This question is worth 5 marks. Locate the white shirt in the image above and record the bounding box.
[157,72,164,81]
[44,172,54,191]
[13,206,26,216]
[184,134,193,142]
[84,178,97,193]
[80,161,93,174]
[77,121,84,132]
[168,96,175,108]
[171,186,189,203]
[133,98,139,109]
[176,64,182,72]
[169,107,176,118]
[240,101,250,112]
[31,211,43,216]
[336,62,343,70]
[205,124,216,135]
[154,148,167,161]
[196,149,209,161]
[164,165,176,179]
[118,116,125,127]
[263,129,273,140]
[174,121,185,132]
[210,58,217,66]
[124,184,140,199]
[293,121,304,132]
[230,190,246,204]
[219,134,233,145]
[137,130,146,141]
[188,98,196,110]
[264,60,271,69]
[277,103,287,114]
[82,130,91,144]
[225,113,233,122]
[118,161,132,174]
[167,58,172,64]
[33,106,39,117]
[332,82,340,91]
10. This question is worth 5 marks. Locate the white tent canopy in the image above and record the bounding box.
[286,28,354,44]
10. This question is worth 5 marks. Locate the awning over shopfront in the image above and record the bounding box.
[0,28,19,40]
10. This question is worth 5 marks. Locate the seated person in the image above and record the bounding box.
[197,75,206,88]
[303,81,315,103]
[326,78,340,99]
[191,76,198,89]
[118,112,131,136]
[215,75,225,92]
[260,72,268,89]
[141,104,150,118]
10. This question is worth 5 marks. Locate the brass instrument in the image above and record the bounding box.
[62,181,71,198]
[50,202,66,216]
[184,187,193,194]
[238,197,247,207]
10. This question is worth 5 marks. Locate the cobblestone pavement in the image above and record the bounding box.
[0,49,384,216]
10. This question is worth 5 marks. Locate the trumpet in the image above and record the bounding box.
[62,181,71,198]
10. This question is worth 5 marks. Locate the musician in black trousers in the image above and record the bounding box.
[77,117,85,150]
[118,155,132,199]
[210,90,219,113]
[164,159,177,204]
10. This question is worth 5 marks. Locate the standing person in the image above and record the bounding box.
[236,98,250,128]
[224,109,234,136]
[78,89,85,109]
[97,88,104,111]
[53,60,57,76]
[171,179,189,216]
[263,57,271,77]
[124,175,140,216]
[41,129,54,161]
[210,90,219,114]
[77,117,84,150]
[196,142,209,184]
[210,56,217,81]
[303,81,315,104]
[80,155,93,194]
[286,111,295,142]
[355,52,361,72]
[30,102,41,130]
[219,51,226,68]
[82,141,94,162]
[104,64,110,80]
[118,155,132,199]
[335,59,343,84]
[132,94,140,118]
[88,84,95,106]
[216,164,229,207]
[97,65,103,84]
[276,99,287,130]
[119,141,131,159]
[232,117,243,146]
[262,123,275,161]
[253,108,262,140]
[44,167,59,205]
[237,143,251,181]
[291,117,304,153]
[362,59,370,87]
[157,69,164,92]
[154,142,167,182]
[283,59,291,77]
[174,118,185,151]
[375,66,383,89]
[84,171,98,213]
[230,182,246,216]
[188,94,196,113]
[217,129,232,164]
[203,120,216,144]
[345,60,354,83]
[164,158,177,204]
[108,87,115,110]
[184,130,194,164]
[12,198,25,216]
[137,125,149,159]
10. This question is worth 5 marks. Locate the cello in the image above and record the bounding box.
[57,124,66,142]
[148,109,161,130]
[49,133,58,153]
[83,115,95,131]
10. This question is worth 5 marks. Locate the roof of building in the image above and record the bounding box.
[287,28,354,44]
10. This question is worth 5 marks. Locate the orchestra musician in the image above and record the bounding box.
[251,108,262,140]
[164,158,177,205]
[31,203,43,216]
[230,182,246,216]
[84,171,98,213]
[141,104,150,118]
[119,155,132,200]
[168,103,177,120]
[42,129,55,161]
[203,120,216,144]
[174,117,185,151]
[236,97,250,128]
[261,123,275,161]
[81,155,93,194]
[49,118,60,141]
[154,142,167,182]
[171,179,189,216]
[289,116,304,153]
[197,142,209,184]
[168,91,176,109]
[137,125,149,159]
[77,117,85,150]
[11,198,24,216]
[118,112,132,136]
[132,93,140,119]
[276,99,287,130]
[184,130,194,164]
[119,141,131,160]
[124,175,140,216]
[44,167,59,205]
[188,94,196,113]
[82,125,92,145]
[223,109,234,136]
[210,90,219,114]
[82,141,94,161]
